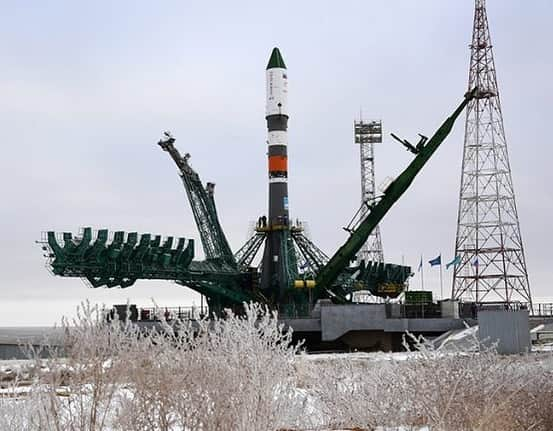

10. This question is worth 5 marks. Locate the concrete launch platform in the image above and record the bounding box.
[2,302,552,358]
[283,303,470,351]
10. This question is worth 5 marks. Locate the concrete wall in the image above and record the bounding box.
[317,304,466,341]
[321,304,386,341]
[478,310,530,354]
[440,300,459,318]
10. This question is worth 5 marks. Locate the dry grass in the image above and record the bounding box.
[0,302,551,430]
[302,333,553,431]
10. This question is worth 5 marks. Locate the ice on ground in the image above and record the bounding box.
[530,324,545,333]
[534,342,553,352]
[300,350,414,363]
[430,325,478,351]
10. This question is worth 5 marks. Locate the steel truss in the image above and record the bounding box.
[452,0,532,305]
[235,226,329,279]
[354,119,384,264]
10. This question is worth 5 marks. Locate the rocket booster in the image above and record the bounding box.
[261,47,291,294]
[266,47,289,227]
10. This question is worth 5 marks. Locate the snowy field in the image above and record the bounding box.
[0,304,552,431]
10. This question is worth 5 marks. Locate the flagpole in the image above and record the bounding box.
[421,254,424,290]
[439,252,443,299]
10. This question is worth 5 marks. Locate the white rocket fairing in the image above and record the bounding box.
[266,56,288,117]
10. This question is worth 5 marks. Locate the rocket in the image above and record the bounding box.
[266,47,289,226]
[261,47,291,294]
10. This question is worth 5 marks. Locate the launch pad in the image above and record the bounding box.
[40,48,474,318]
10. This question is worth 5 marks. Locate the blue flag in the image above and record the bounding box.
[417,256,423,272]
[428,255,441,267]
[446,255,461,269]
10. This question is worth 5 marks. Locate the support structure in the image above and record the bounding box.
[41,48,478,316]
[158,133,235,266]
[452,0,532,306]
[354,119,384,264]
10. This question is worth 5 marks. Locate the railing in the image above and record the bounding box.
[111,301,553,323]
[459,301,553,318]
[110,305,209,322]
[277,303,312,319]
[397,303,442,319]
[527,303,553,317]
[139,306,209,321]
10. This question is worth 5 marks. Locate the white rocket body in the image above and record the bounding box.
[266,67,288,117]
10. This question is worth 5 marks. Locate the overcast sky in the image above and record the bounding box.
[1,1,552,325]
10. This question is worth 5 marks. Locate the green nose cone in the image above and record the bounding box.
[266,47,287,70]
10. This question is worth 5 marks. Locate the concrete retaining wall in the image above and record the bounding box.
[478,310,530,354]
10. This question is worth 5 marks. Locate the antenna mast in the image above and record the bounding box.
[452,0,532,306]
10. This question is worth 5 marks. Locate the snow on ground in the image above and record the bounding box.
[2,347,552,379]
[1,349,551,430]
[0,359,33,373]
[299,350,414,363]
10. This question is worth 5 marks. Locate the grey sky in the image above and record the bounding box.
[1,1,552,325]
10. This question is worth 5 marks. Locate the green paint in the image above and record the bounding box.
[315,89,477,298]
[42,89,474,315]
[266,47,286,70]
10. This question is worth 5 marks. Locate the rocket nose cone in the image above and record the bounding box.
[266,47,287,70]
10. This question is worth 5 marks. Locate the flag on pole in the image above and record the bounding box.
[417,256,423,272]
[428,255,441,267]
[472,258,479,267]
[446,255,461,269]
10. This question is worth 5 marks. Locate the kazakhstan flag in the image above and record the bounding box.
[428,255,441,267]
[446,255,461,269]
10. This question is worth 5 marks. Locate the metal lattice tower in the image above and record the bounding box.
[452,0,532,305]
[354,119,384,263]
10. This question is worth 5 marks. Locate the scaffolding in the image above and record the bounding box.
[354,119,384,264]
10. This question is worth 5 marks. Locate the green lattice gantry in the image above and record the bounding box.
[41,90,474,313]
[45,228,195,288]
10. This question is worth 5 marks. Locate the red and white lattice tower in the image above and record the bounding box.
[451,0,532,306]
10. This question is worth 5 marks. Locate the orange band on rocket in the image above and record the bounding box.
[268,155,287,172]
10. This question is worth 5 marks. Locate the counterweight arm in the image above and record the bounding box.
[315,89,477,297]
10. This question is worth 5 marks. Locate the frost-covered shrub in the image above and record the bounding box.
[114,303,301,431]
[27,301,141,430]
[392,333,553,431]
[303,331,553,431]
[300,353,402,429]
[2,304,552,431]
[3,301,300,431]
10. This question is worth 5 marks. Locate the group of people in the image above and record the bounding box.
[257,215,304,229]
[257,215,268,228]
